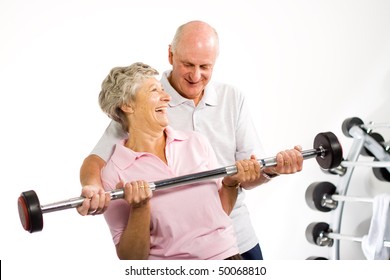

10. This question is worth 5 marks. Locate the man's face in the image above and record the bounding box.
[168,41,218,105]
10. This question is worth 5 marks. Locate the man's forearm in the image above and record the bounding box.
[80,154,105,188]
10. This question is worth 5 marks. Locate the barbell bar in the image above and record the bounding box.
[18,131,343,233]
[306,222,390,248]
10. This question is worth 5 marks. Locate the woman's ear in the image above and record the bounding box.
[121,103,134,114]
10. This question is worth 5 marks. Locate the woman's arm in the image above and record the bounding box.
[116,203,151,260]
[219,157,261,214]
[218,182,238,215]
[115,181,152,260]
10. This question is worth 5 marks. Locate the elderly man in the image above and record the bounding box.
[79,21,303,260]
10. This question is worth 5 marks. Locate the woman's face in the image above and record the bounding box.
[129,77,171,131]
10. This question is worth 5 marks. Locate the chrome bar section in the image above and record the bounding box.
[40,166,230,213]
[326,166,347,176]
[260,148,319,167]
[41,189,126,214]
[41,197,85,214]
[110,188,124,200]
[150,167,229,191]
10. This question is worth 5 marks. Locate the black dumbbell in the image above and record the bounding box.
[305,181,338,212]
[305,181,375,212]
[306,222,390,248]
[342,117,365,138]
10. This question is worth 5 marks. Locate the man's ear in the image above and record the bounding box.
[121,103,134,114]
[168,45,173,65]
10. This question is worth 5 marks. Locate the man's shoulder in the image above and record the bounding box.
[210,80,241,92]
[208,80,246,104]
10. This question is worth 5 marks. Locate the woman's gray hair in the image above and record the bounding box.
[99,62,159,131]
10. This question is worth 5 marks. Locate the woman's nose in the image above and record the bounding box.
[161,90,171,101]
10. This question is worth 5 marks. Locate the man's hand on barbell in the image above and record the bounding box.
[264,145,304,175]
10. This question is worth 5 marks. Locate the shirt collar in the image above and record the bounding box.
[110,126,188,170]
[161,70,218,107]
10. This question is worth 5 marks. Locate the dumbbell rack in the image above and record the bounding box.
[307,117,390,260]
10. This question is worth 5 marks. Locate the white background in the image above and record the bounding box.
[1,0,390,278]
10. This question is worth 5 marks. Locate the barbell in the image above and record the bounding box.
[305,181,374,212]
[18,131,343,233]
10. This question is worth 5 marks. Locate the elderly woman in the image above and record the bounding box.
[99,62,261,260]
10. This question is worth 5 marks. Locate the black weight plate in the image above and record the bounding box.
[18,195,31,231]
[372,158,390,182]
[314,132,343,169]
[305,181,337,212]
[18,190,43,233]
[306,256,329,260]
[341,117,364,137]
[305,222,330,246]
[361,132,385,157]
